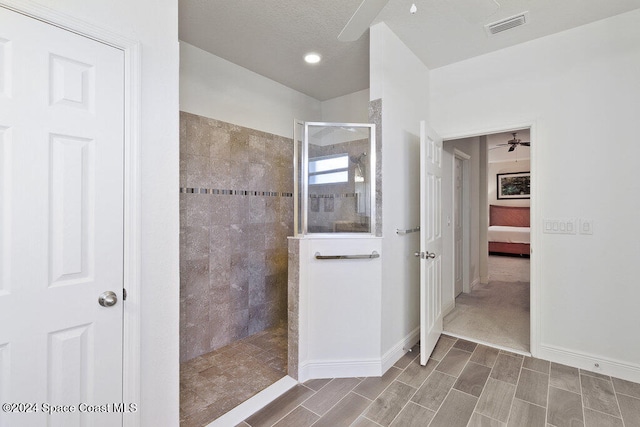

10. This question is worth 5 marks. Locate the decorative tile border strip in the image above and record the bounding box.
[180,187,293,197]
[309,193,358,199]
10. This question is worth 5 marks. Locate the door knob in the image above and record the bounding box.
[414,251,436,259]
[98,291,118,307]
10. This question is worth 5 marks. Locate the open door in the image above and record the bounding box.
[419,121,444,366]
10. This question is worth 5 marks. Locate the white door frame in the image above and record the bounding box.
[440,122,538,356]
[0,1,142,424]
[452,149,471,295]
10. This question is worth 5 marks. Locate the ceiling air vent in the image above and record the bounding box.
[485,12,528,36]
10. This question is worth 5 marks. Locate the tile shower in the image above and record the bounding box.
[179,111,293,362]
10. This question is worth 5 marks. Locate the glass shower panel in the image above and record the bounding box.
[297,122,375,235]
[294,120,304,236]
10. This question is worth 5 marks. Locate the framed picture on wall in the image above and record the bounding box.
[497,172,530,199]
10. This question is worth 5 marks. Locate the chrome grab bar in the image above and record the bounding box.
[396,226,420,235]
[314,251,380,260]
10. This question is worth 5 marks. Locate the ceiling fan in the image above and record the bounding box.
[495,132,531,152]
[338,0,390,42]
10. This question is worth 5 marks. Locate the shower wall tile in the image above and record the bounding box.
[184,226,210,262]
[369,98,383,237]
[228,197,250,225]
[210,159,232,189]
[180,111,292,362]
[287,238,300,379]
[184,195,212,227]
[209,128,231,160]
[181,259,210,298]
[184,153,212,188]
[231,280,249,312]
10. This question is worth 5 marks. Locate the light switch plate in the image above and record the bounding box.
[580,219,594,235]
[543,219,577,234]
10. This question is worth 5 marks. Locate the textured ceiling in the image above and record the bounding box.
[179,0,640,101]
[376,0,640,69]
[179,0,370,101]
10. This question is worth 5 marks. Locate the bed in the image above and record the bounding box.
[488,205,530,256]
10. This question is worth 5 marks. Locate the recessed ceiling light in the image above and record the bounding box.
[304,53,321,64]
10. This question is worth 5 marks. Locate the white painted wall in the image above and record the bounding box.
[5,0,181,424]
[370,22,430,357]
[321,89,370,123]
[180,42,321,138]
[180,42,371,138]
[431,9,640,381]
[295,236,382,382]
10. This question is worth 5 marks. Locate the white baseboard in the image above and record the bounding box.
[299,329,421,383]
[442,331,531,357]
[207,376,298,427]
[381,327,420,373]
[471,278,481,289]
[299,358,382,383]
[442,300,455,318]
[538,343,640,384]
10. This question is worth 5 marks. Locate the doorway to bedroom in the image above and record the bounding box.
[441,128,531,354]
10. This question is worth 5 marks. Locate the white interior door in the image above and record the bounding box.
[419,121,444,366]
[0,7,125,427]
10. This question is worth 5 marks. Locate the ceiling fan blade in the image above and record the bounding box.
[338,0,390,42]
[520,142,531,146]
[508,145,516,152]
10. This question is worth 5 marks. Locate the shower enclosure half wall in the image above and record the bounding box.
[288,119,383,381]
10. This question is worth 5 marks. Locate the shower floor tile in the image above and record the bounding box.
[180,322,288,427]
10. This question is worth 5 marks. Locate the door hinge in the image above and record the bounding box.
[123,288,127,301]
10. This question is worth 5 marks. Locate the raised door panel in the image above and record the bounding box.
[0,7,124,426]
[420,122,444,366]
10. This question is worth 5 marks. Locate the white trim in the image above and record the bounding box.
[453,149,471,295]
[453,148,471,160]
[488,158,531,164]
[538,343,640,384]
[206,376,298,427]
[121,41,142,427]
[381,327,420,373]
[0,2,142,425]
[299,358,382,383]
[442,300,455,318]
[443,332,532,357]
[438,121,535,142]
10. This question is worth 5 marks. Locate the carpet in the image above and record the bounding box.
[443,255,530,352]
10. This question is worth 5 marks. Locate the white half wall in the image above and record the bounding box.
[4,0,181,424]
[295,237,382,382]
[431,9,640,382]
[180,42,321,138]
[370,22,430,356]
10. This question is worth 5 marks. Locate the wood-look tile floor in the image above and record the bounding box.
[180,322,288,427]
[239,335,640,427]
